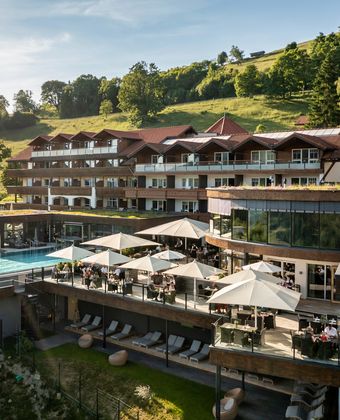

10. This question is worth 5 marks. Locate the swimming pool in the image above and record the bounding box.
[0,248,66,275]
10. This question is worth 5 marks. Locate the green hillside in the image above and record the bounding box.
[1,94,309,158]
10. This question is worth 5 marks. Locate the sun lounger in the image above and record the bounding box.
[190,343,210,362]
[156,335,177,352]
[139,331,162,348]
[293,385,327,398]
[132,332,153,346]
[167,336,185,355]
[179,340,201,359]
[81,316,102,332]
[70,314,91,329]
[290,393,325,410]
[97,320,119,337]
[285,403,324,420]
[111,324,132,341]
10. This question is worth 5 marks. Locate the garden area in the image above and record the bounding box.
[1,341,215,419]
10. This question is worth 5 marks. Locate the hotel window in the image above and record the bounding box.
[63,178,72,187]
[214,152,229,163]
[84,141,93,149]
[107,198,118,208]
[43,179,50,187]
[214,178,234,187]
[64,161,72,168]
[181,153,199,164]
[152,200,166,211]
[64,142,70,149]
[107,159,119,167]
[181,201,198,212]
[151,178,166,188]
[251,150,276,164]
[181,178,199,189]
[151,155,164,164]
[107,139,118,152]
[84,179,92,187]
[292,148,319,163]
[251,178,270,187]
[291,177,318,186]
[107,178,118,188]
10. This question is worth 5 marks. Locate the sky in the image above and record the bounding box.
[0,0,339,109]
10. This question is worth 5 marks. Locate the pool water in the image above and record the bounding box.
[0,248,66,275]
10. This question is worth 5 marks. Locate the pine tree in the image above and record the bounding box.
[308,52,340,128]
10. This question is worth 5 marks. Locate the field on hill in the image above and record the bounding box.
[0,94,310,158]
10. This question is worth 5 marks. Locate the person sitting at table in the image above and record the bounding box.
[158,285,169,301]
[51,265,57,279]
[323,323,338,338]
[114,267,121,280]
[169,281,176,292]
[62,263,70,279]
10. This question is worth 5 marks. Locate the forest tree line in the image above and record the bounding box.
[0,31,339,129]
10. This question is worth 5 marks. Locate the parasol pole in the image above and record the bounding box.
[194,277,197,309]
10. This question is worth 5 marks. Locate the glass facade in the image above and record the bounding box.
[210,208,340,251]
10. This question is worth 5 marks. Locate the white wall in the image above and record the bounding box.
[324,162,340,183]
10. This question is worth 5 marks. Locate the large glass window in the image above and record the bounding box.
[292,148,319,163]
[232,209,248,241]
[221,216,231,238]
[251,150,276,164]
[214,152,229,163]
[320,214,340,249]
[268,212,291,246]
[212,214,221,235]
[249,210,267,243]
[292,213,319,248]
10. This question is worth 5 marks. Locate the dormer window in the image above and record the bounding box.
[151,155,164,164]
[214,152,229,163]
[292,148,319,163]
[251,150,275,164]
[181,153,199,164]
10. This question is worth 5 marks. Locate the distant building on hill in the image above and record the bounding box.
[295,115,309,127]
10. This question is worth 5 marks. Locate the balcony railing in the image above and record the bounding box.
[135,161,321,173]
[31,146,118,158]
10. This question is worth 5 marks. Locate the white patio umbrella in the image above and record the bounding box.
[242,261,282,273]
[153,249,186,261]
[164,260,224,309]
[81,232,160,252]
[47,245,94,285]
[136,217,209,252]
[119,255,177,273]
[207,269,301,329]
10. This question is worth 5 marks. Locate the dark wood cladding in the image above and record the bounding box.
[50,186,92,196]
[34,281,217,329]
[124,188,207,200]
[0,286,15,298]
[207,187,340,202]
[96,187,126,198]
[6,186,48,195]
[206,233,340,262]
[209,347,340,387]
[7,167,132,177]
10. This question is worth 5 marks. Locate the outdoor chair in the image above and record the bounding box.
[139,331,162,348]
[111,324,133,341]
[70,314,91,329]
[132,332,153,346]
[290,393,325,410]
[156,335,177,352]
[221,328,234,344]
[293,385,328,399]
[300,337,315,358]
[295,382,326,392]
[233,330,250,347]
[81,316,102,332]
[190,343,210,362]
[97,320,119,337]
[179,340,201,359]
[167,336,186,355]
[164,291,176,304]
[316,340,335,360]
[285,403,324,420]
[147,286,158,300]
[291,331,302,351]
[252,328,266,346]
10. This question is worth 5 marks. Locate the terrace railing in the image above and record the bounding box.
[135,161,321,173]
[31,146,118,158]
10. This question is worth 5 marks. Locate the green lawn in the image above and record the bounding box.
[35,343,215,420]
[0,94,310,159]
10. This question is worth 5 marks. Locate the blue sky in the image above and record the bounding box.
[0,0,339,108]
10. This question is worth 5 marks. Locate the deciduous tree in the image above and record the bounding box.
[118,62,164,126]
[229,45,244,63]
[13,90,37,113]
[235,64,262,97]
[41,80,66,113]
[99,99,113,119]
[217,51,228,66]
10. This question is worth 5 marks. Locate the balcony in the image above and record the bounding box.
[124,187,207,200]
[6,186,48,195]
[7,166,131,178]
[135,161,322,174]
[96,187,126,198]
[50,186,92,196]
[31,146,118,158]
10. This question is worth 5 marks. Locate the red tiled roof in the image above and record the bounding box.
[295,115,309,126]
[28,135,53,146]
[94,129,141,140]
[205,116,248,135]
[71,131,97,140]
[138,125,196,143]
[50,133,73,141]
[123,142,167,158]
[8,146,32,161]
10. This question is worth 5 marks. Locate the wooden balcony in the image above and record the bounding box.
[124,188,207,200]
[50,186,92,196]
[7,166,131,178]
[6,186,48,195]
[96,187,126,198]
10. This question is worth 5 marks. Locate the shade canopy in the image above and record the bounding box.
[164,260,224,279]
[119,255,177,273]
[47,244,94,261]
[216,269,280,285]
[242,261,281,273]
[336,264,340,277]
[136,217,209,239]
[207,269,300,312]
[153,249,186,261]
[80,249,131,267]
[82,232,160,251]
